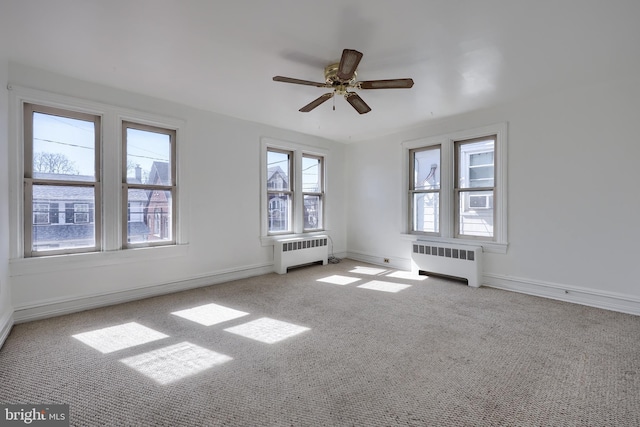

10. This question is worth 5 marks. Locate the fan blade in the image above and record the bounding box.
[273,76,329,88]
[337,49,363,81]
[359,78,414,89]
[344,92,371,114]
[299,93,334,112]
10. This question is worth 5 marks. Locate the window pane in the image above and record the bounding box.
[32,112,96,181]
[459,190,493,237]
[413,193,439,233]
[470,151,493,166]
[126,128,171,185]
[303,195,322,230]
[469,165,494,185]
[302,156,321,192]
[268,193,290,232]
[126,188,150,243]
[458,139,494,189]
[413,147,440,190]
[267,151,290,191]
[126,189,173,243]
[32,185,95,251]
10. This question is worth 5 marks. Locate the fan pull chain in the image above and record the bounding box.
[333,94,336,111]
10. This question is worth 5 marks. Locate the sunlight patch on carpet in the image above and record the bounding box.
[386,271,427,281]
[357,280,412,293]
[317,275,361,285]
[120,342,232,385]
[349,266,389,275]
[224,317,310,344]
[72,322,169,354]
[171,303,249,326]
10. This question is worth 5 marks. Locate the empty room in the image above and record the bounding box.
[1,1,639,426]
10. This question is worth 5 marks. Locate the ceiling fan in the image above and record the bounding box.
[273,49,414,114]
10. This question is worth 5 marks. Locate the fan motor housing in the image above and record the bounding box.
[324,63,357,85]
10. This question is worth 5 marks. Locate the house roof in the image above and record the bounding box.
[148,162,170,186]
[267,166,289,187]
[34,172,95,182]
[33,185,93,201]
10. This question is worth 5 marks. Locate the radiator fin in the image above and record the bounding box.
[283,238,327,252]
[411,242,483,287]
[412,244,476,262]
[275,236,329,274]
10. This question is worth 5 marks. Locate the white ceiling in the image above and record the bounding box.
[2,0,639,143]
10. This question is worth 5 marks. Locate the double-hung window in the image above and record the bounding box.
[123,121,176,247]
[263,140,326,237]
[302,154,324,231]
[405,123,507,251]
[23,103,101,256]
[19,93,182,259]
[409,145,441,234]
[455,136,495,239]
[266,148,293,234]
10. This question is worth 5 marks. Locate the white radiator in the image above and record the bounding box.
[274,236,328,274]
[411,241,483,287]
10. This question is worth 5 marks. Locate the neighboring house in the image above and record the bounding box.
[145,161,171,240]
[267,166,289,232]
[127,166,151,243]
[32,175,96,250]
[31,164,166,248]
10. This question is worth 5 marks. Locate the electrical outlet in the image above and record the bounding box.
[384,258,390,263]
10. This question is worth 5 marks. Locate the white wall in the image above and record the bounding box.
[0,59,15,344]
[7,63,347,320]
[346,71,640,313]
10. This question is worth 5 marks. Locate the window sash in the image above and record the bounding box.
[302,154,324,231]
[122,121,177,248]
[23,103,101,257]
[409,146,441,235]
[267,148,294,235]
[405,126,505,245]
[454,135,496,240]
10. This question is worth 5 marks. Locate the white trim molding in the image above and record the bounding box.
[12,262,274,323]
[0,310,14,350]
[260,137,330,240]
[346,251,411,272]
[484,273,640,316]
[346,250,640,316]
[7,84,189,260]
[401,122,508,249]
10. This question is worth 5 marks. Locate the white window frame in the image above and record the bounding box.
[454,136,496,240]
[409,145,441,236]
[8,84,188,272]
[402,123,508,253]
[266,147,294,235]
[122,121,177,248]
[23,103,101,257]
[260,138,328,244]
[302,154,324,232]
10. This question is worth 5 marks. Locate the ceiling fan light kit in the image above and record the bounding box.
[273,49,414,114]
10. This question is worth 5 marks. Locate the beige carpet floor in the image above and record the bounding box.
[1,259,639,426]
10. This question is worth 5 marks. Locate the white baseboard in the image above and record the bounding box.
[0,309,14,350]
[11,256,640,324]
[346,251,411,271]
[484,273,640,316]
[13,262,274,323]
[347,251,640,316]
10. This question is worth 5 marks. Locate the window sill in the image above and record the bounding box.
[399,234,508,254]
[9,244,189,277]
